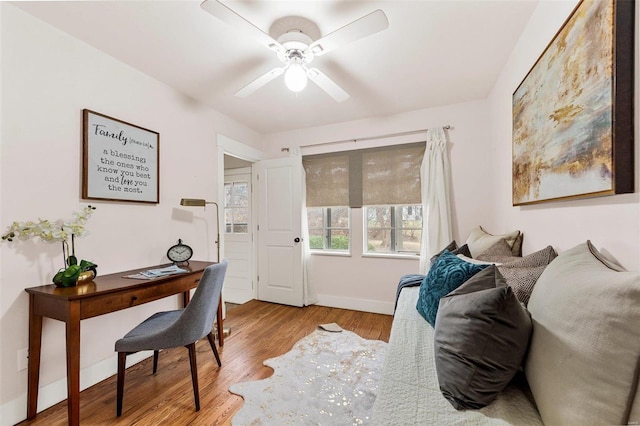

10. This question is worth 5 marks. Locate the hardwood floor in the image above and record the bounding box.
[19,300,393,426]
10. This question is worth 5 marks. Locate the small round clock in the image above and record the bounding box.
[167,239,193,265]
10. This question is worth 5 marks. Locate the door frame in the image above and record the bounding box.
[217,134,267,302]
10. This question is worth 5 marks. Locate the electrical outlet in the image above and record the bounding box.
[17,348,28,371]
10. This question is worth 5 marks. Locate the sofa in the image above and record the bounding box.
[371,235,640,425]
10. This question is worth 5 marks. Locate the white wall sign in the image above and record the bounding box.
[82,109,159,203]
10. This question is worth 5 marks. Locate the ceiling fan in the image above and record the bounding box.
[200,0,389,102]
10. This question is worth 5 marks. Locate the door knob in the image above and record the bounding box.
[294,237,301,243]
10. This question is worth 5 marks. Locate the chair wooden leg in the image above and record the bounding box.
[207,332,222,367]
[186,343,200,411]
[116,352,127,417]
[153,350,159,374]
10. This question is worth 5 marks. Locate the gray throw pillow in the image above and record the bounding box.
[465,226,521,257]
[478,243,557,306]
[512,232,524,257]
[497,246,557,306]
[434,265,532,410]
[476,239,514,261]
[429,240,458,266]
[429,241,471,266]
[526,241,640,425]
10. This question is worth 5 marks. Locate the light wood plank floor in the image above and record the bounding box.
[19,300,393,426]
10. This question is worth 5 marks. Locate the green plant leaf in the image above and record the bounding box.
[67,255,78,266]
[79,259,97,271]
[61,265,82,287]
[53,269,64,285]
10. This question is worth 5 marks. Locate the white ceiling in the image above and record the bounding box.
[14,1,538,134]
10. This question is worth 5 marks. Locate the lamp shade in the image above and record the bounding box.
[180,198,207,207]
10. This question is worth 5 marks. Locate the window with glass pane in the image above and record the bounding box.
[365,205,422,253]
[307,207,349,251]
[303,142,425,256]
[224,181,249,234]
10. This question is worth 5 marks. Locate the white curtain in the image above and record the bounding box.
[419,127,453,274]
[293,148,318,305]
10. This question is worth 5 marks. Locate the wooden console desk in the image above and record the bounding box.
[25,261,222,426]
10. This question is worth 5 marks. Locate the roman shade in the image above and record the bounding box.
[302,142,425,208]
[303,154,349,207]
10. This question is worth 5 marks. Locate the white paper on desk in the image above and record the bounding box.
[124,265,188,279]
[141,265,188,277]
[123,273,151,280]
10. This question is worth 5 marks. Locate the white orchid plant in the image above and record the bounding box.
[2,205,97,286]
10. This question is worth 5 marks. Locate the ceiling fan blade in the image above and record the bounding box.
[201,0,284,53]
[235,67,286,98]
[308,9,388,56]
[306,68,349,103]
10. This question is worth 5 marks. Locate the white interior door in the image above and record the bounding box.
[257,157,303,307]
[223,168,254,304]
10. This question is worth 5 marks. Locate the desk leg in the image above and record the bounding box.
[217,295,224,347]
[27,294,43,420]
[66,301,81,426]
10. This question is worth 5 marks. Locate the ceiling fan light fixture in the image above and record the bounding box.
[284,63,307,92]
[201,1,388,101]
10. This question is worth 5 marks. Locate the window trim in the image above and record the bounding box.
[361,252,420,260]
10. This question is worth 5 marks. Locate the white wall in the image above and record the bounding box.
[0,5,260,424]
[263,100,495,314]
[487,0,640,271]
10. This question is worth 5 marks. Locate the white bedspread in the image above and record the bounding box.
[371,287,543,425]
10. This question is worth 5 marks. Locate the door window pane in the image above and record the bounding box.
[224,181,249,234]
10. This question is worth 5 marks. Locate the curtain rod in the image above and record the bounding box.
[283,125,452,152]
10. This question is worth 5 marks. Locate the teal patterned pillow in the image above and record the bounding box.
[416,250,489,326]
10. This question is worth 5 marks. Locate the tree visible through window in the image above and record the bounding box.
[224,181,248,234]
[366,205,422,253]
[307,207,349,251]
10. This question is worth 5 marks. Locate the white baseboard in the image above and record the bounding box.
[1,351,152,425]
[315,294,394,315]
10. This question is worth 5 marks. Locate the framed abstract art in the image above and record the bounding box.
[512,0,634,206]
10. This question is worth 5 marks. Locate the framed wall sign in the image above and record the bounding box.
[512,0,634,206]
[83,109,160,203]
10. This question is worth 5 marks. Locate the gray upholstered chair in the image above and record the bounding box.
[115,260,228,416]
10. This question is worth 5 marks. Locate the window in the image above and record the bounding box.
[224,181,248,234]
[303,142,425,255]
[365,205,422,254]
[307,207,349,251]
